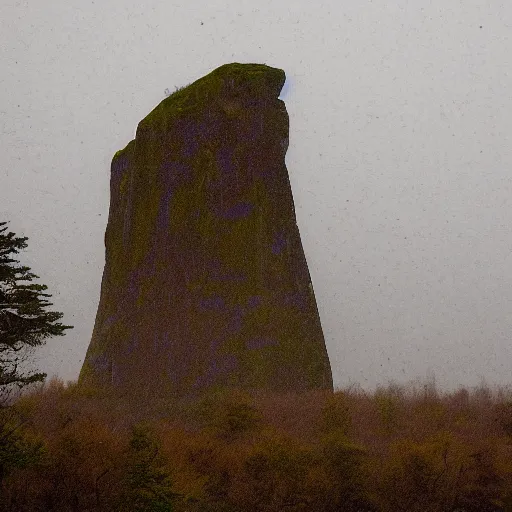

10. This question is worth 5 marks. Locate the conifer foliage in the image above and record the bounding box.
[0,221,72,394]
[119,424,181,511]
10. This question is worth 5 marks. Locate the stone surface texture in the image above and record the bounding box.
[79,63,333,396]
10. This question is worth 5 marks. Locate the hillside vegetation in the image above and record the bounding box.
[2,378,512,511]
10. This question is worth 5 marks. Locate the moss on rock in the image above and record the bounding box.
[79,63,332,396]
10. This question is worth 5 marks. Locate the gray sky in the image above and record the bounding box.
[2,0,512,393]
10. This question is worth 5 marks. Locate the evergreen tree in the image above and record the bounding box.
[0,221,72,395]
[120,424,181,511]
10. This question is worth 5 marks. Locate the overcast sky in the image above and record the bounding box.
[2,0,512,393]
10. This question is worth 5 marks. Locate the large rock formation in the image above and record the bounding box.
[79,63,333,396]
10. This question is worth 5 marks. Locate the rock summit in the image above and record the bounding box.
[79,63,333,396]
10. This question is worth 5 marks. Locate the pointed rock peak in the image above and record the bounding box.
[80,63,332,398]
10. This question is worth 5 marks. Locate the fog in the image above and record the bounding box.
[2,0,512,393]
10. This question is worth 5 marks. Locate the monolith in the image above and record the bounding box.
[79,63,333,397]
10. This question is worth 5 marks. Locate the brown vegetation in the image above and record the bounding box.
[1,378,512,511]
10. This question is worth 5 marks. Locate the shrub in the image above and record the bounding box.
[0,408,46,486]
[193,389,262,442]
[319,429,375,511]
[318,391,352,436]
[238,429,315,511]
[374,387,403,435]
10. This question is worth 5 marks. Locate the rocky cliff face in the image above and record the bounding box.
[79,63,333,396]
